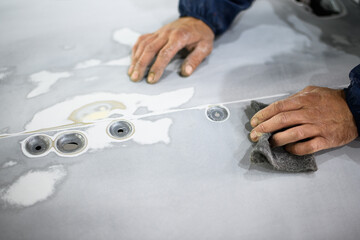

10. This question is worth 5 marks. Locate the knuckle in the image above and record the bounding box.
[144,43,157,53]
[259,123,267,133]
[135,59,146,68]
[273,101,285,112]
[163,29,172,35]
[138,34,149,41]
[159,47,173,59]
[300,92,320,104]
[309,141,319,152]
[294,128,305,139]
[277,112,288,125]
[174,29,190,40]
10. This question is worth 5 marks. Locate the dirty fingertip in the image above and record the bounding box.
[147,72,156,84]
[181,64,193,77]
[130,71,140,82]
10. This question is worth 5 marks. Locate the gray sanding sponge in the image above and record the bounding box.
[249,101,318,172]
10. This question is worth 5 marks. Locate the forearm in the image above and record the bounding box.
[179,0,254,36]
[344,64,360,136]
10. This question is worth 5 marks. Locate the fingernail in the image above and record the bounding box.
[250,130,263,141]
[251,117,259,127]
[128,65,134,75]
[185,65,193,75]
[147,72,155,83]
[250,130,257,141]
[131,71,139,81]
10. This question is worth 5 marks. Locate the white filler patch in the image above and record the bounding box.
[113,28,141,46]
[132,119,172,145]
[74,59,102,69]
[27,71,72,98]
[1,165,66,207]
[25,87,194,131]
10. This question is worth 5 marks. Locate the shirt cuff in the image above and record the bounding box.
[344,64,360,136]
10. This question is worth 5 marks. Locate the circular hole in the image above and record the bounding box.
[63,142,79,151]
[55,132,87,154]
[206,105,229,122]
[108,120,134,140]
[24,135,52,156]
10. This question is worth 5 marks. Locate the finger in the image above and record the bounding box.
[128,34,157,78]
[180,41,212,77]
[251,96,304,128]
[146,39,186,84]
[131,34,152,59]
[270,124,320,147]
[130,37,168,82]
[285,137,328,155]
[129,34,153,75]
[250,109,311,142]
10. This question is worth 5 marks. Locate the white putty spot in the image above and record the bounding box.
[140,88,195,112]
[25,88,194,131]
[1,160,18,169]
[132,119,172,145]
[0,67,11,81]
[113,28,141,46]
[105,56,131,66]
[74,59,102,69]
[27,71,72,98]
[0,165,66,207]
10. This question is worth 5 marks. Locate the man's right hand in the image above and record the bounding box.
[128,17,215,84]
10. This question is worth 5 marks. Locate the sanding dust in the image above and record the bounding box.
[0,165,66,207]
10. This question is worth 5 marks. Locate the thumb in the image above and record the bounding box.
[181,41,213,77]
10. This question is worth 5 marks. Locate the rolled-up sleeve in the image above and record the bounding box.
[179,0,254,36]
[345,64,360,136]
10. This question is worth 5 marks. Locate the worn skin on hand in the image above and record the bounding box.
[249,101,317,172]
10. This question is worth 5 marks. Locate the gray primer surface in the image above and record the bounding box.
[0,0,360,239]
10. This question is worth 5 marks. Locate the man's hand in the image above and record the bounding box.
[128,17,215,84]
[250,86,358,155]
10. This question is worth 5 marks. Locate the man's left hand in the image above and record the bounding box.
[250,86,358,155]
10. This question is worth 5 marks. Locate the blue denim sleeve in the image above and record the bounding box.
[179,0,254,36]
[345,64,360,136]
